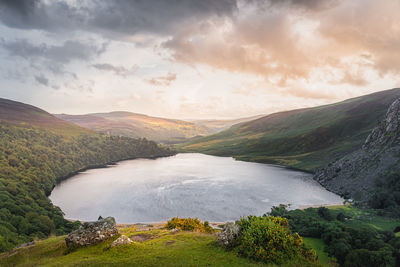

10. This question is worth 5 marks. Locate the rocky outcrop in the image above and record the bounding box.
[217,222,241,247]
[314,98,400,202]
[65,217,118,248]
[363,98,400,149]
[110,235,133,247]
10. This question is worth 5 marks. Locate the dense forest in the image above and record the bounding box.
[0,121,173,251]
[269,205,400,266]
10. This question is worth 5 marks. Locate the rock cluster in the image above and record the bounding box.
[216,222,240,247]
[110,235,133,247]
[65,217,118,248]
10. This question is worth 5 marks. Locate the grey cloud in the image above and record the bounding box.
[34,74,48,86]
[266,0,339,10]
[92,63,138,77]
[0,39,105,64]
[0,0,37,14]
[0,39,107,74]
[0,0,82,31]
[0,0,237,36]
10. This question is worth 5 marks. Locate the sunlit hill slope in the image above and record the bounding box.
[178,88,400,171]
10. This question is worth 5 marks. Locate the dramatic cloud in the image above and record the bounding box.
[163,0,400,91]
[0,0,399,119]
[146,73,177,86]
[92,63,138,77]
[0,0,237,36]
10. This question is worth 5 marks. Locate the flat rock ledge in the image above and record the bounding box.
[110,235,133,247]
[65,217,118,248]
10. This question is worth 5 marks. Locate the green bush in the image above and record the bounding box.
[236,216,316,264]
[166,217,213,233]
[318,207,333,221]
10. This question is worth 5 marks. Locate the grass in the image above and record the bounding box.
[303,238,331,266]
[328,205,400,232]
[1,226,325,267]
[1,206,398,266]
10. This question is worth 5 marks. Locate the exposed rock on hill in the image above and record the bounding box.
[65,217,118,248]
[314,98,400,203]
[110,235,133,247]
[217,222,241,247]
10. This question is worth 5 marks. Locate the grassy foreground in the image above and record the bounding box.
[0,225,325,267]
[1,205,399,266]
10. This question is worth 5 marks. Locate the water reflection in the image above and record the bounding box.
[50,153,342,223]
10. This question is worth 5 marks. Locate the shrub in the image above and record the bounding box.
[166,217,213,233]
[236,216,316,264]
[318,207,333,221]
[336,212,346,222]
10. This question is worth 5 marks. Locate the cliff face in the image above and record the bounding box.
[314,98,400,202]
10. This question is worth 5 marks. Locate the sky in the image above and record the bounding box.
[0,0,399,120]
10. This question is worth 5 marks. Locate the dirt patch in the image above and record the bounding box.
[165,240,175,246]
[130,233,154,242]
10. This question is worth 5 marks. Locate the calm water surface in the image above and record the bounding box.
[50,153,342,223]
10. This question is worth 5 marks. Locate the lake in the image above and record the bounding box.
[49,153,343,223]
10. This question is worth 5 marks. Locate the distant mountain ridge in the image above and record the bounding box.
[191,115,265,133]
[55,112,262,143]
[55,112,210,143]
[178,88,400,171]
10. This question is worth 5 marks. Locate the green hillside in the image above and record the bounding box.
[0,99,173,251]
[178,88,400,171]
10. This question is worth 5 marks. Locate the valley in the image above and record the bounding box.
[1,89,400,266]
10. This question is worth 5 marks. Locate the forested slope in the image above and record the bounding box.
[0,99,173,251]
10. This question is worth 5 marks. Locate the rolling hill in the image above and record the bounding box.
[0,98,90,136]
[55,112,211,143]
[178,88,400,171]
[190,115,264,133]
[55,112,262,143]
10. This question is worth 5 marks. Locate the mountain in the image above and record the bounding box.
[55,112,211,143]
[0,98,173,251]
[190,115,265,133]
[314,97,400,215]
[0,98,90,136]
[178,88,400,171]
